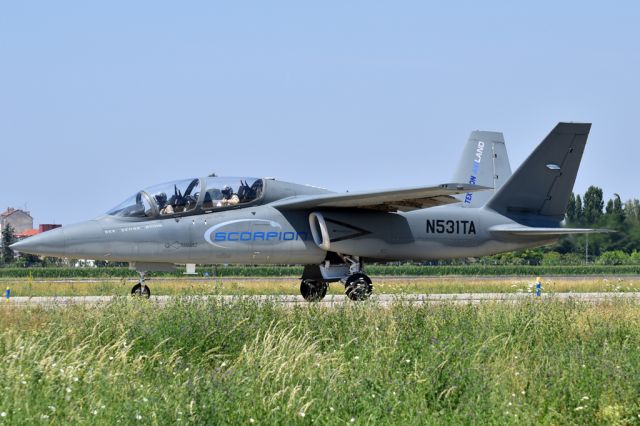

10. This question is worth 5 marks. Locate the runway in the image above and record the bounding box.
[4,292,640,308]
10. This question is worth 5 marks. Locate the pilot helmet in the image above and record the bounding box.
[155,192,167,206]
[222,186,233,198]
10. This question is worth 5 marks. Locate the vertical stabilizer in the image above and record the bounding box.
[486,122,591,225]
[452,131,512,207]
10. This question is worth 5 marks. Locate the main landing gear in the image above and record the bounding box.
[344,273,373,301]
[299,256,373,302]
[131,272,151,298]
[300,279,328,302]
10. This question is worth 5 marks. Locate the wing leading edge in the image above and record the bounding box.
[270,183,490,212]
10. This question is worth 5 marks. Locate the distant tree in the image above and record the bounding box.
[2,225,16,264]
[605,194,624,226]
[566,193,577,223]
[605,199,613,215]
[624,199,640,227]
[612,194,624,224]
[575,194,583,224]
[582,186,604,225]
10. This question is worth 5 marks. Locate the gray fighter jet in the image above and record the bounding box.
[12,122,605,301]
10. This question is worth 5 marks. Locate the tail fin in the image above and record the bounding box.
[452,130,512,207]
[486,122,591,225]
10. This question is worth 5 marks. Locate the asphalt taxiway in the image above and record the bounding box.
[3,292,640,308]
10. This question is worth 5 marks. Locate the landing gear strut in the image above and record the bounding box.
[300,279,328,302]
[131,272,151,298]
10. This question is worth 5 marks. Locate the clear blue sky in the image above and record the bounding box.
[1,1,638,225]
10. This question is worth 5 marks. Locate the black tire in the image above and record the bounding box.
[345,273,373,301]
[300,279,328,302]
[131,283,151,298]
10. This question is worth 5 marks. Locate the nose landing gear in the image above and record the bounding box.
[131,272,151,298]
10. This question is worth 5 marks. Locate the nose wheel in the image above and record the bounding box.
[131,272,151,298]
[300,279,328,302]
[344,273,373,301]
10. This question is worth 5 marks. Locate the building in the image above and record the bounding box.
[15,224,62,240]
[0,207,33,235]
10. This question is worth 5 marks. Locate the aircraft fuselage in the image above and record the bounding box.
[27,204,555,265]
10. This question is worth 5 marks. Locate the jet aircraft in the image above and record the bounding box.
[12,122,604,301]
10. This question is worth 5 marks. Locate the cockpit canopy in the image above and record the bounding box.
[107,177,264,219]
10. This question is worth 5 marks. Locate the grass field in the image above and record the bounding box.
[1,298,640,424]
[1,276,640,297]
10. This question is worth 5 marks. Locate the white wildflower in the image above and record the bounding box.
[249,419,255,423]
[109,357,114,361]
[136,414,142,420]
[1,412,6,417]
[74,377,79,382]
[575,406,585,411]
[354,356,359,360]
[521,391,525,395]
[41,414,49,419]
[330,407,335,412]
[405,359,411,363]
[66,387,72,393]
[581,396,589,401]
[299,412,305,417]
[350,418,355,423]
[92,410,98,415]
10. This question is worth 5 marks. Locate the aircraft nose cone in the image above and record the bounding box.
[10,227,67,257]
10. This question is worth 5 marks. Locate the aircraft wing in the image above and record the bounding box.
[270,183,490,212]
[489,225,613,236]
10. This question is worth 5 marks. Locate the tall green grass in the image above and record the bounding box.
[1,299,640,424]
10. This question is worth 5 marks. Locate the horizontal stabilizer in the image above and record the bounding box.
[490,225,613,236]
[271,183,491,212]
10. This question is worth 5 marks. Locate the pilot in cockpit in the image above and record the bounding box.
[155,192,174,215]
[218,186,240,207]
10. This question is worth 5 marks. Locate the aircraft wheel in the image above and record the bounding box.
[345,273,373,301]
[300,279,328,302]
[131,283,151,299]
